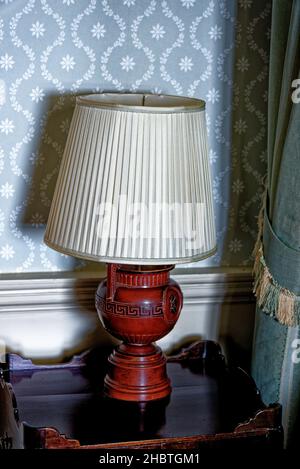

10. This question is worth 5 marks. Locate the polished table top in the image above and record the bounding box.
[2,341,282,449]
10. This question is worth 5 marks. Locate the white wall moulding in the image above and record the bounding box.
[0,267,254,310]
[0,268,254,361]
[173,267,254,305]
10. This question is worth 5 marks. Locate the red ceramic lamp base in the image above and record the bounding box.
[96,264,183,402]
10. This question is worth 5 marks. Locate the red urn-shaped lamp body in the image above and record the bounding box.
[96,264,183,401]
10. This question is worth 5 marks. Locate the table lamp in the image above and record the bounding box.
[44,93,216,402]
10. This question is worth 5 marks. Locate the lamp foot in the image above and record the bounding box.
[104,343,171,401]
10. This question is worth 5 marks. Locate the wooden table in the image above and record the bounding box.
[2,341,283,449]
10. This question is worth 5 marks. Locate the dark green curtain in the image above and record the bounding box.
[252,0,300,448]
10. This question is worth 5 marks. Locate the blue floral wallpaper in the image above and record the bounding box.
[0,0,270,273]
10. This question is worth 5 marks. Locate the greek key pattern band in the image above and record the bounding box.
[96,296,164,318]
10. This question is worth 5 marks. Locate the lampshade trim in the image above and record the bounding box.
[76,93,205,114]
[44,237,217,265]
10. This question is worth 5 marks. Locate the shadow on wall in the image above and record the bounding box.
[21,93,76,228]
[15,92,78,270]
[218,301,256,372]
[73,276,118,352]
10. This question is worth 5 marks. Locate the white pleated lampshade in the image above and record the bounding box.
[44,93,216,265]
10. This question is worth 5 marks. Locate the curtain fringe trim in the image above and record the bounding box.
[253,207,300,327]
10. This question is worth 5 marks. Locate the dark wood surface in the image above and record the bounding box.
[2,341,283,449]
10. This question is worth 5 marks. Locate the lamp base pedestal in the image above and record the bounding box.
[96,264,183,402]
[104,344,170,401]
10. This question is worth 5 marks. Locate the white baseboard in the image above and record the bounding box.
[0,268,254,361]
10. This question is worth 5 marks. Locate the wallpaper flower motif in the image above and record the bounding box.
[0,0,270,273]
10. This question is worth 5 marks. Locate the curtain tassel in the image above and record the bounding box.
[253,240,299,327]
